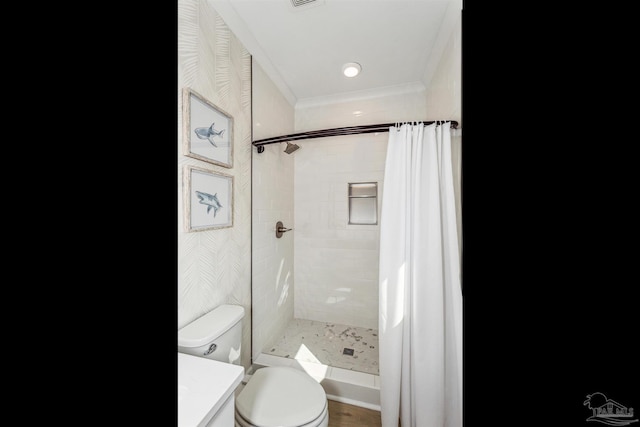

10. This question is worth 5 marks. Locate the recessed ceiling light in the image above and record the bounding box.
[342,62,361,78]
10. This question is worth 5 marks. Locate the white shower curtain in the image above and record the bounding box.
[378,122,462,427]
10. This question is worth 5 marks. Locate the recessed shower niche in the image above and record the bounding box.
[348,182,378,225]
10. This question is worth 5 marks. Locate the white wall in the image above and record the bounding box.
[251,59,296,361]
[426,12,463,246]
[425,11,462,125]
[178,0,253,370]
[295,90,429,133]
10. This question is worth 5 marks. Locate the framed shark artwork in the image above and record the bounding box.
[183,165,233,232]
[182,88,233,168]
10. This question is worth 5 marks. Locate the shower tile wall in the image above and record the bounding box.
[292,91,431,330]
[251,59,296,362]
[293,132,388,329]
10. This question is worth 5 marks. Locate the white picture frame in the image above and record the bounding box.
[183,165,233,232]
[182,88,233,168]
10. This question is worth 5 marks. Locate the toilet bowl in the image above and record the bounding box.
[178,305,329,427]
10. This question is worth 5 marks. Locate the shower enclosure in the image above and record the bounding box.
[251,130,388,408]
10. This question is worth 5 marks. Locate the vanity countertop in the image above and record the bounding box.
[178,353,244,427]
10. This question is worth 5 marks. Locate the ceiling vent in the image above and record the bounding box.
[289,0,325,10]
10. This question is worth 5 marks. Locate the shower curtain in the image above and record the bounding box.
[378,122,462,427]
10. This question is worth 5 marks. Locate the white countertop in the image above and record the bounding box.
[178,353,245,427]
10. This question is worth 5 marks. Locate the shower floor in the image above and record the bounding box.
[265,318,379,375]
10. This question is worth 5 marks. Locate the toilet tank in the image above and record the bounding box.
[177,304,244,365]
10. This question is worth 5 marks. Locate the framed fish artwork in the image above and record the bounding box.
[183,165,233,231]
[182,88,233,168]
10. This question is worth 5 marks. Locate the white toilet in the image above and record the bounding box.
[178,304,329,427]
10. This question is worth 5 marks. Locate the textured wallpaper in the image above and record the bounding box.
[178,0,253,370]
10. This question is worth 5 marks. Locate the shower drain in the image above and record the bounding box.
[342,348,354,356]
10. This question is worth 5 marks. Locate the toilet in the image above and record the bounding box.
[178,304,329,427]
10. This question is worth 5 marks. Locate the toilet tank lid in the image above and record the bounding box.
[178,304,244,348]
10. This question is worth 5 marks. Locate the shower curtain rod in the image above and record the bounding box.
[253,120,459,152]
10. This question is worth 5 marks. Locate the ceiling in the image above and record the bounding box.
[209,0,461,108]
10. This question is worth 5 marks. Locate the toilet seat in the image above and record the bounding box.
[235,367,328,427]
[235,404,328,427]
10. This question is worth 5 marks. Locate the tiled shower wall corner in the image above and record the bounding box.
[251,59,296,362]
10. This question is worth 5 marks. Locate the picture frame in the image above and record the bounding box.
[182,88,233,168]
[183,165,234,232]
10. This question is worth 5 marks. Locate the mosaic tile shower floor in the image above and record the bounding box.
[266,318,379,375]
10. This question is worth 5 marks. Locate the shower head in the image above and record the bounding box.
[284,142,300,154]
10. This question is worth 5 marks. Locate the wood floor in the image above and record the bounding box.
[328,400,382,427]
